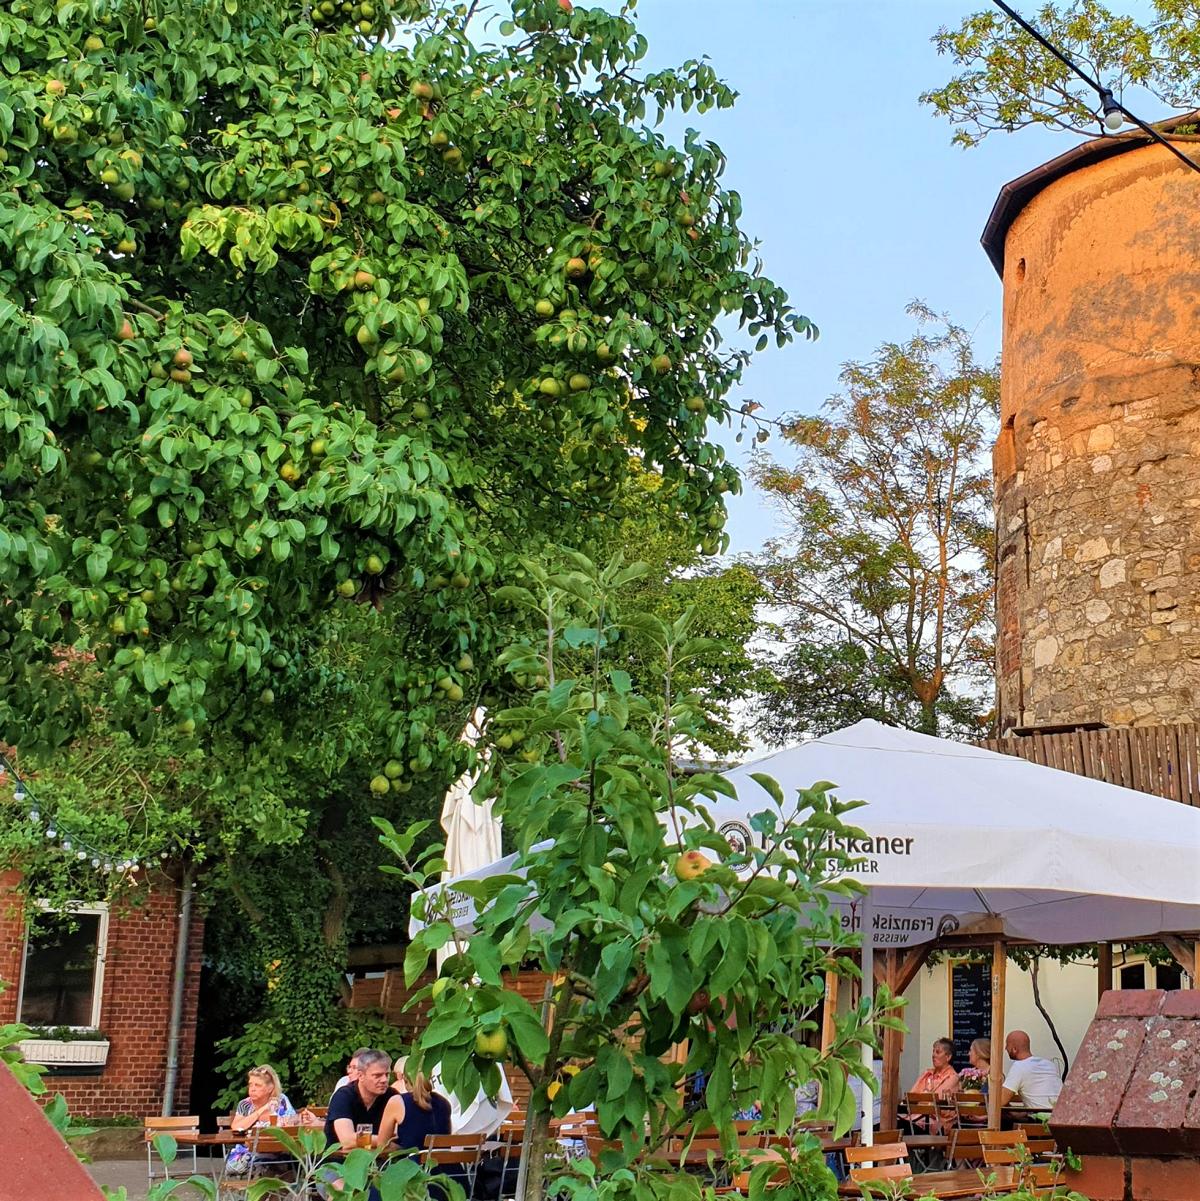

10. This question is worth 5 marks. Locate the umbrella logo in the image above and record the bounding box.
[718,820,756,874]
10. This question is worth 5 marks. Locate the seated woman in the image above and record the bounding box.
[226,1064,297,1175]
[907,1038,960,1133]
[377,1059,452,1154]
[960,1038,991,1093]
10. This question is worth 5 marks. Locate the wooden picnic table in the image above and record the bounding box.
[171,1131,247,1147]
[838,1164,1015,1198]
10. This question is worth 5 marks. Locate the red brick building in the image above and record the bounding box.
[0,869,203,1118]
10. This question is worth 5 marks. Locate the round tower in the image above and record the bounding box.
[985,133,1200,732]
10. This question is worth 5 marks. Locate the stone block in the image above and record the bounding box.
[1099,558,1128,588]
[1077,536,1110,562]
[1114,1011,1200,1156]
[1053,1013,1154,1154]
[1060,1156,1126,1201]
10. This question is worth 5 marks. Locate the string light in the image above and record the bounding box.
[0,753,152,877]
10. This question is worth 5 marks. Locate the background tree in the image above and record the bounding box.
[921,0,1200,146]
[751,304,999,740]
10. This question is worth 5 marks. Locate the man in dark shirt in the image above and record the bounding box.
[325,1048,395,1150]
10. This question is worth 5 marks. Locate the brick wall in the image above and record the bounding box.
[0,871,204,1118]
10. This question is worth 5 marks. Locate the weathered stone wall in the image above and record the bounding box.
[995,142,1200,731]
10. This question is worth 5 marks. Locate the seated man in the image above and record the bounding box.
[324,1048,396,1150]
[999,1030,1063,1110]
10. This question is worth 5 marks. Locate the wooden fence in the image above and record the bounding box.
[979,723,1200,806]
[349,967,552,1039]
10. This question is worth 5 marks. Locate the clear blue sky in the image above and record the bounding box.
[629,0,1071,555]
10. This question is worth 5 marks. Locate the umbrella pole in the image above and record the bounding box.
[987,938,1006,1129]
[860,894,874,1146]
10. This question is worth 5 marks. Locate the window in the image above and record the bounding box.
[17,905,108,1029]
[1118,963,1145,990]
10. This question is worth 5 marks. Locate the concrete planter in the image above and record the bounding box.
[16,1037,110,1068]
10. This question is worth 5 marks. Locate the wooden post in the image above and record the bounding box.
[1097,942,1112,1004]
[820,967,839,1052]
[987,938,1007,1129]
[880,949,903,1131]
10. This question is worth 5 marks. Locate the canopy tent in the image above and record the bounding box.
[716,719,1200,947]
[719,719,1200,1136]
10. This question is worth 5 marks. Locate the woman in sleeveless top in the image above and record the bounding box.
[377,1060,452,1154]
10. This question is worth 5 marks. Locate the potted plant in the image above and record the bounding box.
[16,1026,111,1069]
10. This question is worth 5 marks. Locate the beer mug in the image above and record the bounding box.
[355,1123,373,1149]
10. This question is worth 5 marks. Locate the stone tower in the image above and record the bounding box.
[983,127,1200,732]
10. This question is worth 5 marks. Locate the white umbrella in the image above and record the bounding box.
[441,708,502,878]
[717,719,1200,1139]
[715,719,1200,947]
[433,708,511,1133]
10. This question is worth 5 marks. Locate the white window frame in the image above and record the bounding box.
[16,901,110,1031]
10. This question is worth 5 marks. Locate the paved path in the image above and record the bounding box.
[88,1158,219,1199]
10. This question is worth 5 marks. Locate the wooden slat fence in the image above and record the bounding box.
[349,967,553,1041]
[980,723,1200,806]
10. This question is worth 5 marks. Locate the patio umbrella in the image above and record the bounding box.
[714,719,1200,949]
[716,719,1200,1138]
[440,708,502,879]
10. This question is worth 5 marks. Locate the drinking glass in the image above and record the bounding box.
[355,1124,373,1149]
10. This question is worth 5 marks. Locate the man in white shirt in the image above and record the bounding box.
[329,1046,373,1102]
[999,1030,1063,1109]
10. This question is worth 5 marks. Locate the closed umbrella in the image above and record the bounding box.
[440,708,502,878]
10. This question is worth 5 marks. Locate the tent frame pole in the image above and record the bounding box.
[987,938,1007,1129]
[860,895,874,1145]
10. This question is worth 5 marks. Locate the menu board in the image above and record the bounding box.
[949,959,991,1070]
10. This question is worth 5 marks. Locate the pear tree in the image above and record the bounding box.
[387,556,893,1201]
[0,0,812,777]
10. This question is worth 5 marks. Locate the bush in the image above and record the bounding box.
[213,1006,402,1111]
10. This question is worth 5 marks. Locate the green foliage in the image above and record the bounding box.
[213,989,399,1110]
[751,304,999,739]
[0,0,809,763]
[383,553,896,1201]
[139,1126,458,1201]
[922,0,1194,146]
[0,1021,47,1095]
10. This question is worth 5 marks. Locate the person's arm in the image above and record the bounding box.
[231,1100,271,1133]
[327,1090,359,1151]
[376,1095,407,1150]
[999,1085,1016,1106]
[332,1117,358,1151]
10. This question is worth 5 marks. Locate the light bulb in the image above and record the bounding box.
[62,838,72,851]
[29,809,39,822]
[1100,88,1124,131]
[46,826,57,839]
[91,857,101,868]
[76,850,87,860]
[13,783,25,802]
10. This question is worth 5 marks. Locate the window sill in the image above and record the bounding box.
[16,1038,110,1068]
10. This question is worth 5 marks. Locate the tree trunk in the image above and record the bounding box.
[520,1108,552,1201]
[1028,955,1071,1075]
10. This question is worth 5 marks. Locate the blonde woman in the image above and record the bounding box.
[226,1064,297,1174]
[378,1058,451,1154]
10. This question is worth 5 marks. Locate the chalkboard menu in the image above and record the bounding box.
[949,959,991,1070]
